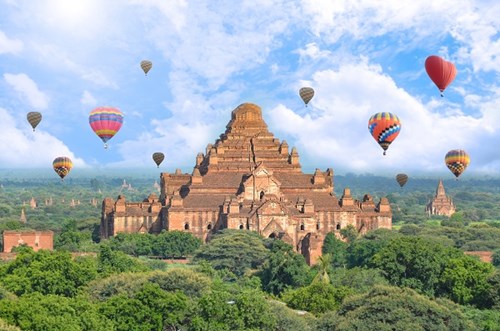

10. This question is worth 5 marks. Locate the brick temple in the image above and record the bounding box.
[101,103,392,264]
[426,179,455,217]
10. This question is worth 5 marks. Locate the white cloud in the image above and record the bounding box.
[267,61,499,175]
[0,108,86,168]
[80,90,97,106]
[4,73,49,109]
[0,30,23,54]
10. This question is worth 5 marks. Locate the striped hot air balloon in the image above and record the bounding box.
[445,149,470,178]
[140,60,152,75]
[368,112,401,155]
[299,87,314,107]
[396,173,408,188]
[27,112,42,131]
[89,107,124,149]
[53,156,73,180]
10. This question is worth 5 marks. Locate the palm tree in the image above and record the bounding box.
[312,253,332,284]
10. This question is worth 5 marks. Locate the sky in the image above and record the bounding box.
[0,0,499,178]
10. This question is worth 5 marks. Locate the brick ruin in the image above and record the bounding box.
[101,103,392,264]
[2,230,54,252]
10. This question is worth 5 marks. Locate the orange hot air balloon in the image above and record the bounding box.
[396,173,408,188]
[425,55,457,97]
[445,149,470,178]
[140,60,152,75]
[299,87,314,106]
[152,152,165,168]
[52,156,73,180]
[89,107,124,149]
[27,112,42,131]
[368,112,401,155]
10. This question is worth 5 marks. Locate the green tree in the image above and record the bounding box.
[322,233,348,268]
[371,236,462,296]
[97,245,149,276]
[330,267,388,294]
[259,240,312,295]
[282,282,352,315]
[189,287,276,331]
[0,247,97,297]
[153,230,202,258]
[438,255,494,305]
[339,224,358,243]
[98,282,189,331]
[312,254,332,284]
[315,285,476,331]
[0,292,112,331]
[193,230,268,277]
[346,228,400,268]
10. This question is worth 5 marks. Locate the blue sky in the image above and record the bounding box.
[0,0,498,178]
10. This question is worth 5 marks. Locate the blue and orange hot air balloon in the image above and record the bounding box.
[368,112,401,155]
[89,106,124,149]
[52,156,73,180]
[445,149,470,179]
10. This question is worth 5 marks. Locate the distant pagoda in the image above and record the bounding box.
[426,180,455,217]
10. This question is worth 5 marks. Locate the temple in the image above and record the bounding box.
[101,103,392,264]
[426,179,455,217]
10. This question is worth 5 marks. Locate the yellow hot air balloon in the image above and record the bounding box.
[52,156,73,180]
[396,173,408,188]
[27,112,42,131]
[299,87,314,106]
[152,152,165,168]
[445,149,470,178]
[140,60,152,76]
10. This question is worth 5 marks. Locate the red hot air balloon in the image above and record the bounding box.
[89,107,124,149]
[425,55,457,97]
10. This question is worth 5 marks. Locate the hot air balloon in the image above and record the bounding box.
[368,112,401,155]
[425,55,457,97]
[396,173,408,188]
[89,107,124,149]
[299,87,314,107]
[140,60,152,76]
[53,156,73,180]
[27,112,42,131]
[445,149,470,178]
[152,152,165,168]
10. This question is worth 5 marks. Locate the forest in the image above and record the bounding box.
[0,171,499,330]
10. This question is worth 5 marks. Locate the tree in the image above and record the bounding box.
[98,283,189,331]
[153,230,202,258]
[312,254,332,284]
[330,267,388,294]
[97,245,149,276]
[188,287,276,331]
[259,240,312,295]
[438,255,494,305]
[371,237,464,296]
[315,285,476,331]
[193,230,268,277]
[281,282,352,315]
[0,247,97,297]
[339,224,358,243]
[322,233,347,268]
[346,229,400,268]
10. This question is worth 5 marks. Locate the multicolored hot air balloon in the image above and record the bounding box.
[27,112,42,131]
[89,107,124,149]
[140,60,152,76]
[53,156,73,180]
[299,87,314,107]
[445,149,470,178]
[152,152,165,168]
[396,173,408,188]
[425,55,457,97]
[368,112,401,155]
